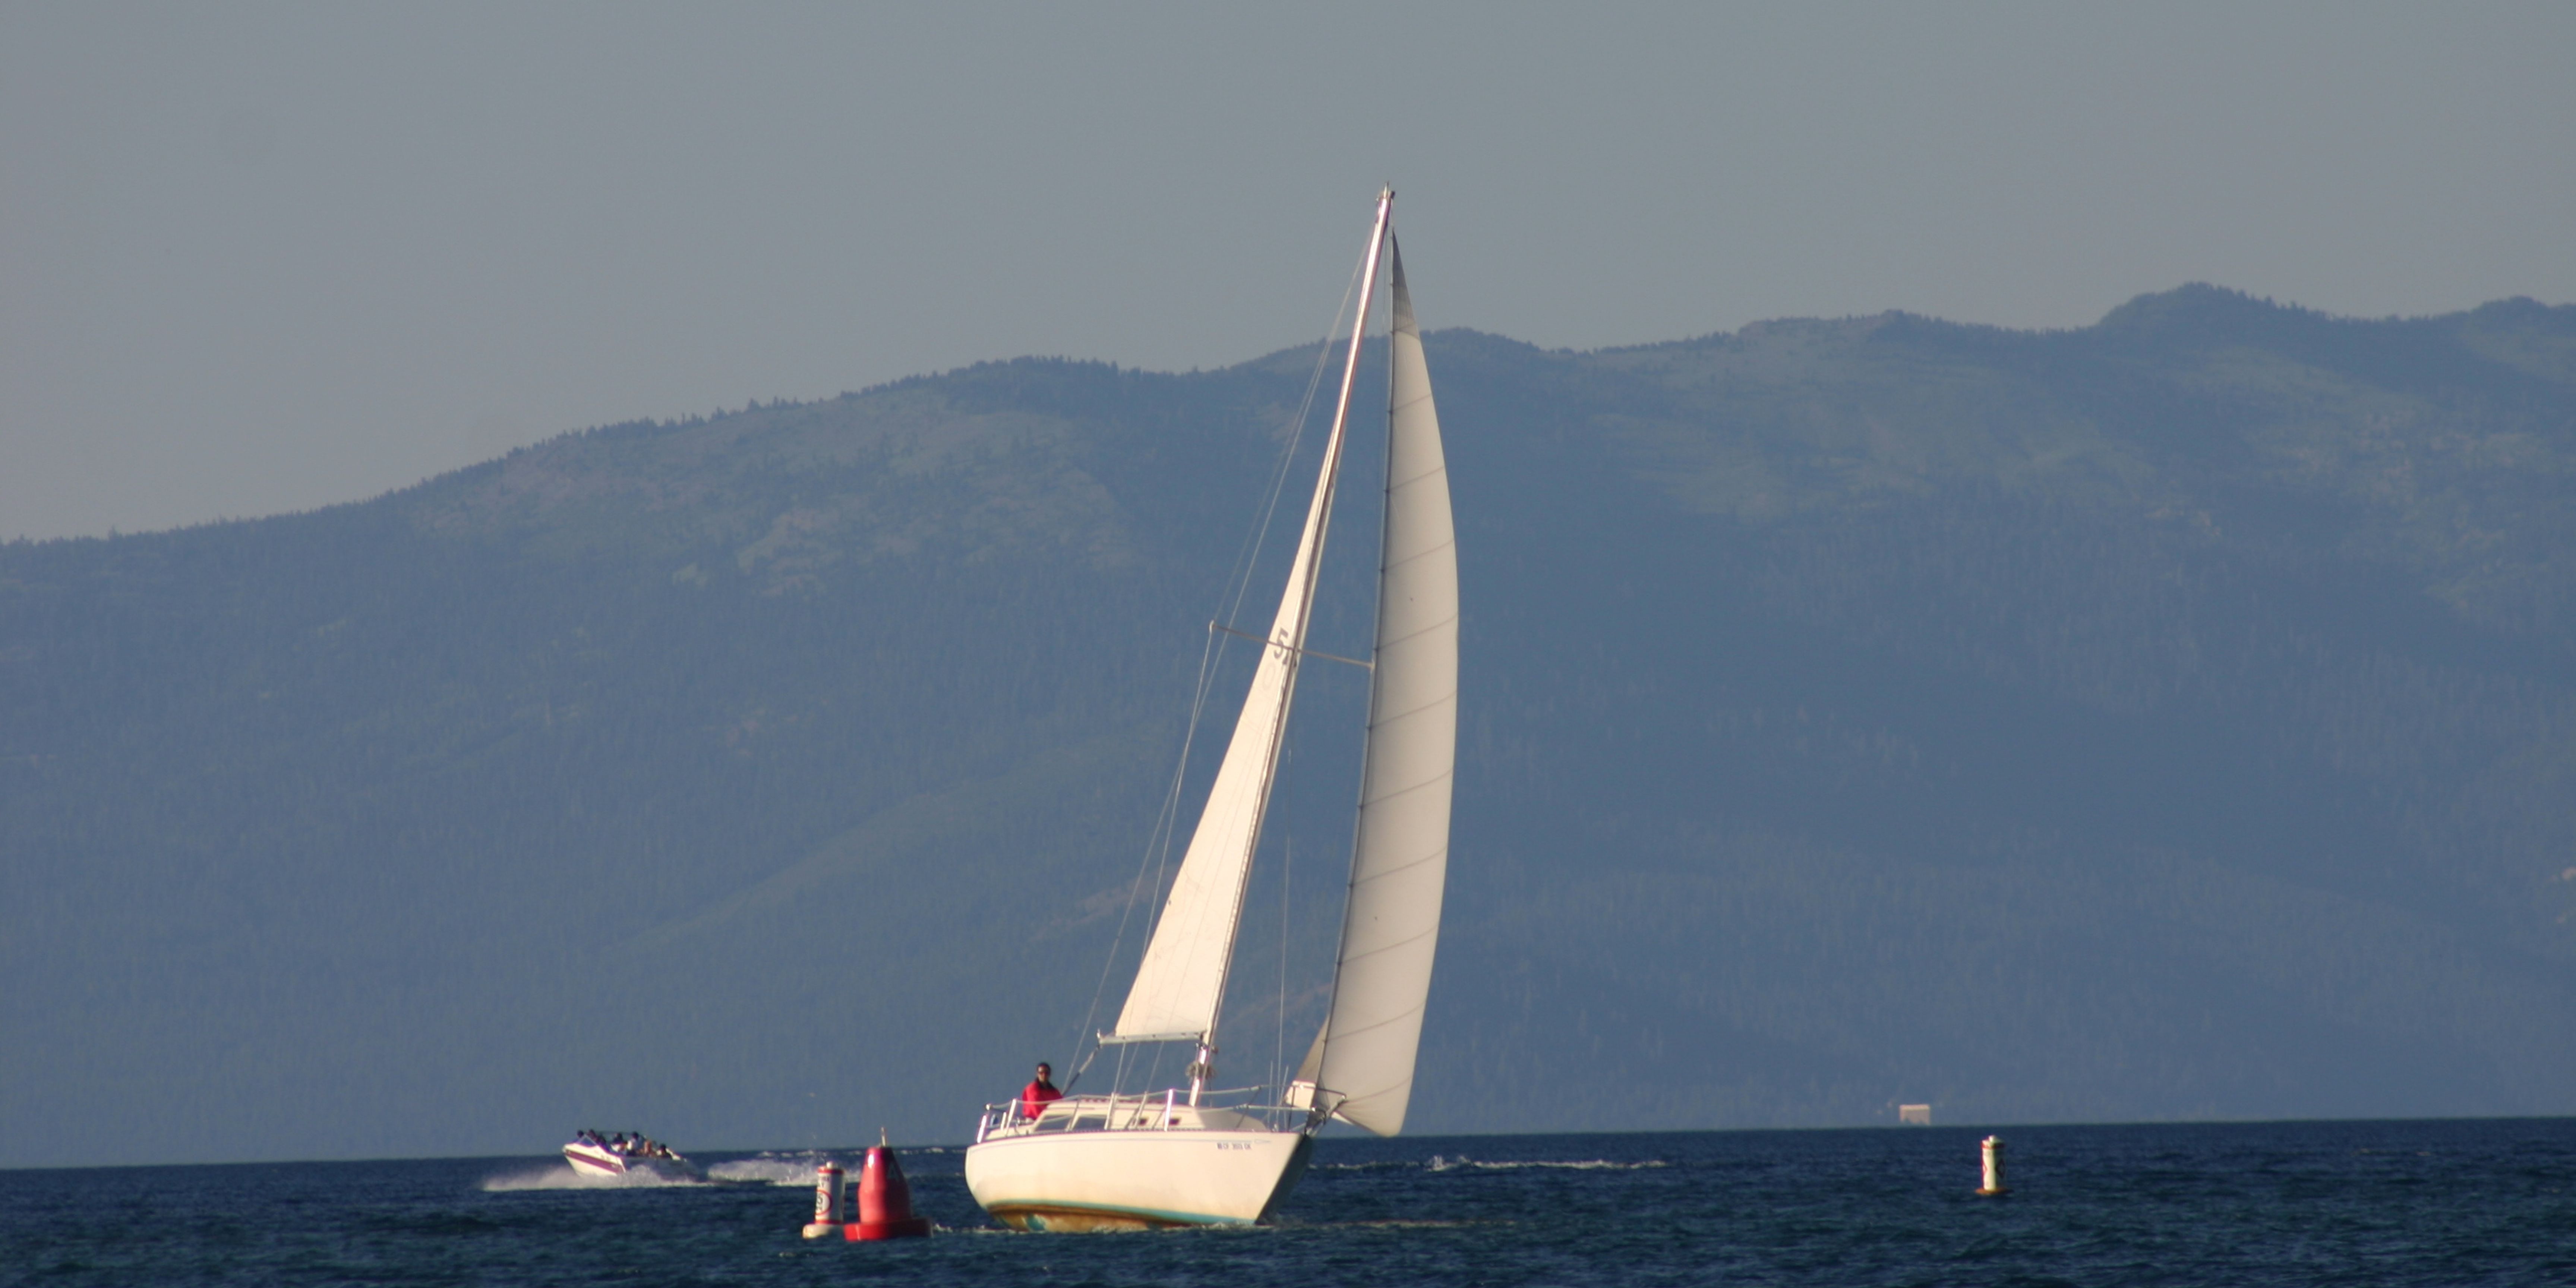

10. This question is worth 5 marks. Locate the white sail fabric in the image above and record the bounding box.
[1306,242,1458,1135]
[1112,293,1369,1041]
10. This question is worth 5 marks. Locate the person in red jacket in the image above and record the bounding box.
[1020,1062,1063,1121]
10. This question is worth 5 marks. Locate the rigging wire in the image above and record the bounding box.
[1062,252,1373,1093]
[1221,249,1373,634]
[1275,833,1292,1094]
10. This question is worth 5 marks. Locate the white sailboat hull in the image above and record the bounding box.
[964,1127,1314,1230]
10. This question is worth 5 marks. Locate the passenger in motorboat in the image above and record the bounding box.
[1019,1063,1063,1121]
[576,1129,677,1160]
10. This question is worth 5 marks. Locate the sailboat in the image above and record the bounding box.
[962,187,1458,1232]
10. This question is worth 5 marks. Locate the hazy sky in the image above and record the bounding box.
[5,3,2571,540]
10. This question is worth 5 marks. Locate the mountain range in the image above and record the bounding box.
[5,283,2574,1168]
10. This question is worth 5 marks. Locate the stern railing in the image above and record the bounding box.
[974,1086,1322,1143]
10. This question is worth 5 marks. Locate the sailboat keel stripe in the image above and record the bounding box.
[988,1200,1252,1229]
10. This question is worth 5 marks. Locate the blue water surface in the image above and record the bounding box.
[6,1119,2573,1286]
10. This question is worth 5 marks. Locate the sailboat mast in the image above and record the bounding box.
[1188,187,1395,1098]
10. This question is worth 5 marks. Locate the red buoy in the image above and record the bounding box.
[845,1136,930,1240]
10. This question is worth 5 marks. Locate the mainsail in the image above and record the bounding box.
[1299,241,1458,1134]
[1111,204,1393,1042]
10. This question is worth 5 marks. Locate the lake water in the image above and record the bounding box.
[6,1119,2572,1285]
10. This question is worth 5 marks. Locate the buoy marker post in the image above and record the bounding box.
[801,1160,844,1238]
[1976,1134,2009,1196]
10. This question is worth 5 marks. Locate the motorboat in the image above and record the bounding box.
[562,1130,699,1180]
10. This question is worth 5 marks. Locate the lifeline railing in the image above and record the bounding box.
[973,1086,1321,1143]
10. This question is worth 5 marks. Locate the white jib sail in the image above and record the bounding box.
[1306,241,1457,1135]
[1112,199,1392,1042]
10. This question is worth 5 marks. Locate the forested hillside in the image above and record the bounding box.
[6,285,2573,1167]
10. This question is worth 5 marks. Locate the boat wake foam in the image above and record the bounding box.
[704,1154,842,1186]
[477,1164,707,1192]
[1424,1155,1667,1172]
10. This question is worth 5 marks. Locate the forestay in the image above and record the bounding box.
[1111,217,1390,1042]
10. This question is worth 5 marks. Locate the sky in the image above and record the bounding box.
[4,2,2572,541]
